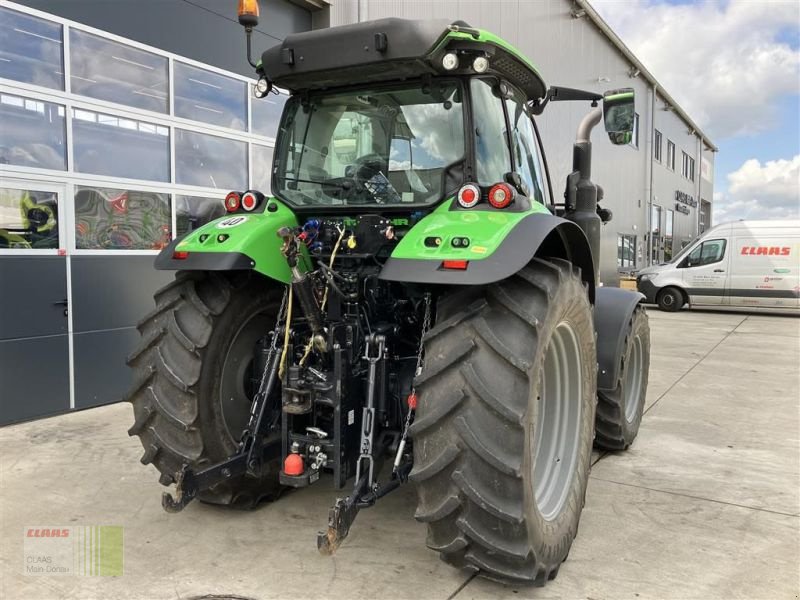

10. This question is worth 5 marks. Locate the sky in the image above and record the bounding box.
[589,0,800,224]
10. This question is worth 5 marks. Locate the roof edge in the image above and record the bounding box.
[575,0,717,152]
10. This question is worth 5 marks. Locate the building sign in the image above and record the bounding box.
[701,157,712,182]
[674,190,697,216]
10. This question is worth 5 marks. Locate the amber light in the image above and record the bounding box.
[238,0,260,18]
[442,259,469,270]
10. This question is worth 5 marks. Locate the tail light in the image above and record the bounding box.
[457,183,481,208]
[224,191,241,212]
[241,191,262,212]
[488,183,515,209]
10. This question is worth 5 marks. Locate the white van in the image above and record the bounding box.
[637,220,800,311]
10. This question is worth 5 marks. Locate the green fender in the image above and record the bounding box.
[154,199,301,284]
[380,201,595,301]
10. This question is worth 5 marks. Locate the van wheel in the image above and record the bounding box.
[657,287,683,312]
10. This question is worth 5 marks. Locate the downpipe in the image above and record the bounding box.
[563,107,603,284]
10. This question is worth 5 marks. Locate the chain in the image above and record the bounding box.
[414,293,432,385]
[394,293,432,474]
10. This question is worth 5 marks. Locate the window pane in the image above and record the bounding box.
[700,240,725,264]
[251,90,287,138]
[0,92,66,170]
[252,144,274,192]
[74,186,170,250]
[0,7,64,90]
[0,187,59,249]
[504,95,544,203]
[174,62,246,130]
[72,108,169,181]
[175,195,225,237]
[70,29,168,113]
[471,79,511,185]
[175,129,247,190]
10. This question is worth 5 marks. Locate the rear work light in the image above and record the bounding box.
[224,191,241,212]
[488,182,515,209]
[442,259,469,270]
[457,183,481,208]
[241,191,262,212]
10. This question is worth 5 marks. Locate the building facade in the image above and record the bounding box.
[0,0,713,424]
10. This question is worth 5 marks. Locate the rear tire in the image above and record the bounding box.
[594,305,650,450]
[125,271,284,508]
[411,258,596,585]
[657,286,684,312]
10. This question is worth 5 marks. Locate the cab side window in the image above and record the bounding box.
[504,94,545,203]
[470,79,512,186]
[682,239,726,267]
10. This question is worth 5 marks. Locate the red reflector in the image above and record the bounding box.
[284,453,304,476]
[442,259,469,270]
[457,183,481,208]
[488,182,515,209]
[224,191,241,212]
[407,392,417,410]
[172,250,189,260]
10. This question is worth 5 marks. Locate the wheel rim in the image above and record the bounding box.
[219,312,273,444]
[624,334,645,422]
[662,293,674,307]
[533,321,583,522]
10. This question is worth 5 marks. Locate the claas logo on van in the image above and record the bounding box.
[740,246,791,256]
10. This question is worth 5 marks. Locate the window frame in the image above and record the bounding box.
[629,112,640,149]
[0,176,67,256]
[666,140,676,171]
[654,129,662,162]
[617,233,637,269]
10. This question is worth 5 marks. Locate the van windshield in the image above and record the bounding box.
[272,82,465,207]
[668,235,701,264]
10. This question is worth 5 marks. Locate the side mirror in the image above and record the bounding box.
[603,88,635,145]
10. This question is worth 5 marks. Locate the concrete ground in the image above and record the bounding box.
[1,309,798,600]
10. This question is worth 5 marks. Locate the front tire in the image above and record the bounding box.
[594,305,650,450]
[125,271,284,508]
[657,286,684,312]
[411,258,596,585]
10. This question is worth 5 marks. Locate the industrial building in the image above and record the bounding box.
[0,0,715,424]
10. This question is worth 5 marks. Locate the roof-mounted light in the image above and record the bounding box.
[472,56,489,73]
[224,191,242,212]
[442,52,459,71]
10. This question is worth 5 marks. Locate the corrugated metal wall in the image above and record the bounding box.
[328,0,712,284]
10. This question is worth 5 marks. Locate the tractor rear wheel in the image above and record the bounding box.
[594,305,650,450]
[125,271,284,508]
[410,258,596,585]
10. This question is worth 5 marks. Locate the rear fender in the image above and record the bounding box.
[154,200,300,284]
[595,287,645,391]
[379,212,595,301]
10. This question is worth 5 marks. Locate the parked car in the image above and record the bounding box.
[637,220,800,311]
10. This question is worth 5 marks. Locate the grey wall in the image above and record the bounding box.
[328,0,713,284]
[17,0,311,78]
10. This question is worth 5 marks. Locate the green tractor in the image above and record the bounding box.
[126,7,650,586]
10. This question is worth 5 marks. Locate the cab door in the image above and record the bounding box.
[679,237,730,306]
[0,179,70,424]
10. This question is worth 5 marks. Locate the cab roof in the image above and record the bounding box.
[259,18,548,102]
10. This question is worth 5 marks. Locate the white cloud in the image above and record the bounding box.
[713,155,800,223]
[590,0,800,139]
